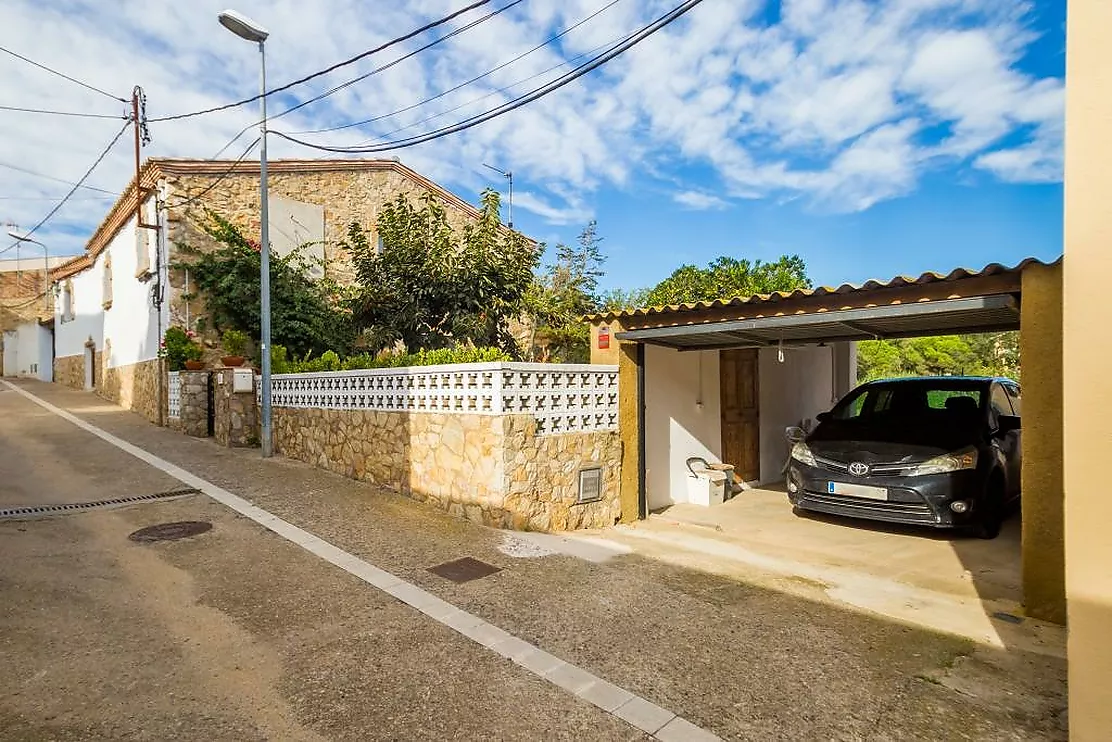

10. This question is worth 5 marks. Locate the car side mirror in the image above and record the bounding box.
[997,414,1021,434]
[816,411,831,423]
[785,426,806,443]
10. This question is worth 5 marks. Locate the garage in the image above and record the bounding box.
[588,258,1063,623]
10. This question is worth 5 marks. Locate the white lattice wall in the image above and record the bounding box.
[268,363,619,435]
[167,371,181,420]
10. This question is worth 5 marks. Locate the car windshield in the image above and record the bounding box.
[831,381,985,424]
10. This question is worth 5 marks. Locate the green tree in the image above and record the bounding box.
[348,190,536,355]
[599,286,651,312]
[175,212,355,360]
[526,220,607,362]
[645,254,811,305]
[856,332,1020,382]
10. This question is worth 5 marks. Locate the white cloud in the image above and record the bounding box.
[673,190,729,210]
[0,0,1063,255]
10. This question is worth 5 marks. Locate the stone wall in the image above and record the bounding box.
[164,166,485,335]
[99,358,163,424]
[272,407,621,532]
[175,370,209,437]
[54,354,84,390]
[213,369,257,447]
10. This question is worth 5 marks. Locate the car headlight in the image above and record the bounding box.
[791,441,816,466]
[906,446,978,476]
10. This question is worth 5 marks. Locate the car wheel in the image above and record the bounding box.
[973,477,1005,540]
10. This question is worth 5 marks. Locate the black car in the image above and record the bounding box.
[786,376,1021,539]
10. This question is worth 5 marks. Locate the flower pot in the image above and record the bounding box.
[221,355,246,367]
[183,360,205,371]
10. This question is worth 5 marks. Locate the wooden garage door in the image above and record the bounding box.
[720,349,760,481]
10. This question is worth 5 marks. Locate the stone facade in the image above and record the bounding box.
[100,358,164,424]
[175,370,210,437]
[272,407,621,532]
[213,368,258,447]
[163,162,489,336]
[54,354,84,390]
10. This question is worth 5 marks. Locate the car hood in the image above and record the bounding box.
[805,422,978,465]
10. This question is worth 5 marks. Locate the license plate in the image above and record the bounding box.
[827,481,888,501]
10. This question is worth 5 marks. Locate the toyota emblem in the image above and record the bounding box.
[848,462,870,477]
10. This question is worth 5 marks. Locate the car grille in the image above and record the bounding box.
[799,491,939,524]
[814,456,913,477]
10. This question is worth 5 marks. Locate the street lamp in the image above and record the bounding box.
[7,229,49,311]
[219,8,274,457]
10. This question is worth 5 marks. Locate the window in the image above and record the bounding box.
[1003,383,1022,417]
[832,383,983,422]
[926,389,981,409]
[102,256,113,310]
[135,198,153,275]
[990,383,1014,421]
[61,280,74,322]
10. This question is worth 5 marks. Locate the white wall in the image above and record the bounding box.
[269,195,325,280]
[54,191,165,369]
[644,345,722,510]
[2,323,52,381]
[757,344,853,484]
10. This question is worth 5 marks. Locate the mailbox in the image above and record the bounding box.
[232,368,254,393]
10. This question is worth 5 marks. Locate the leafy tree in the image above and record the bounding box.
[347,190,536,355]
[857,332,1021,382]
[599,287,651,312]
[526,220,606,362]
[645,254,811,305]
[175,212,355,360]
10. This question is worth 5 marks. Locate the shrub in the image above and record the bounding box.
[222,328,248,357]
[160,327,202,371]
[284,345,509,373]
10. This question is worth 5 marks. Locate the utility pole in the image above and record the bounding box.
[132,86,164,425]
[483,163,513,229]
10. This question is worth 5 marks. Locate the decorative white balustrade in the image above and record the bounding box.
[167,372,181,420]
[268,362,619,435]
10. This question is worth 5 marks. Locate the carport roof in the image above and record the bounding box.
[596,258,1058,351]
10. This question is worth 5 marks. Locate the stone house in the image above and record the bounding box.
[0,257,65,381]
[49,158,510,423]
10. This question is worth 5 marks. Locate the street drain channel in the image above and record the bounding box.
[428,556,502,583]
[128,521,213,543]
[0,488,200,519]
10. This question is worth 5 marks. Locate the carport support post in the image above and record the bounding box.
[617,335,644,523]
[1020,261,1065,624]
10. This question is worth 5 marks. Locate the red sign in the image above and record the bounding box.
[598,326,610,350]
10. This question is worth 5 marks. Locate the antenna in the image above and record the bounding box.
[483,162,513,229]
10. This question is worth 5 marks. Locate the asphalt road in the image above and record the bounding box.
[0,380,1068,741]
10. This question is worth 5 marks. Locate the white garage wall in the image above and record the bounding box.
[2,330,15,376]
[644,344,723,510]
[2,323,52,380]
[758,344,849,484]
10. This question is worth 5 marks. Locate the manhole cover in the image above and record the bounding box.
[128,521,212,543]
[428,556,501,583]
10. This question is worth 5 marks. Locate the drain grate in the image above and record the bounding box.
[0,488,200,519]
[428,556,502,583]
[128,521,212,543]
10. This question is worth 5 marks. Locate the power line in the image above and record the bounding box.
[0,122,130,256]
[149,0,498,123]
[203,0,526,164]
[0,161,118,195]
[0,45,127,103]
[296,0,623,136]
[0,103,127,119]
[0,195,115,201]
[273,0,705,155]
[336,29,635,152]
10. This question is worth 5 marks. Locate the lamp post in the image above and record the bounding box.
[482,163,513,229]
[6,230,49,312]
[218,8,273,457]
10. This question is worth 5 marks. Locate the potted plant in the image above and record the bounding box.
[160,327,204,371]
[221,329,248,367]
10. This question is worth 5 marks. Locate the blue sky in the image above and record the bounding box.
[0,0,1065,294]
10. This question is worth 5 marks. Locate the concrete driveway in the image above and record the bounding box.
[0,380,1067,740]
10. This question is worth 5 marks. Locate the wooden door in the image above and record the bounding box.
[720,349,760,482]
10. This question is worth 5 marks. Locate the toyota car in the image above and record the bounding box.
[786,377,1021,539]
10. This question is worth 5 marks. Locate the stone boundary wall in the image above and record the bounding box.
[272,407,621,531]
[100,358,163,424]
